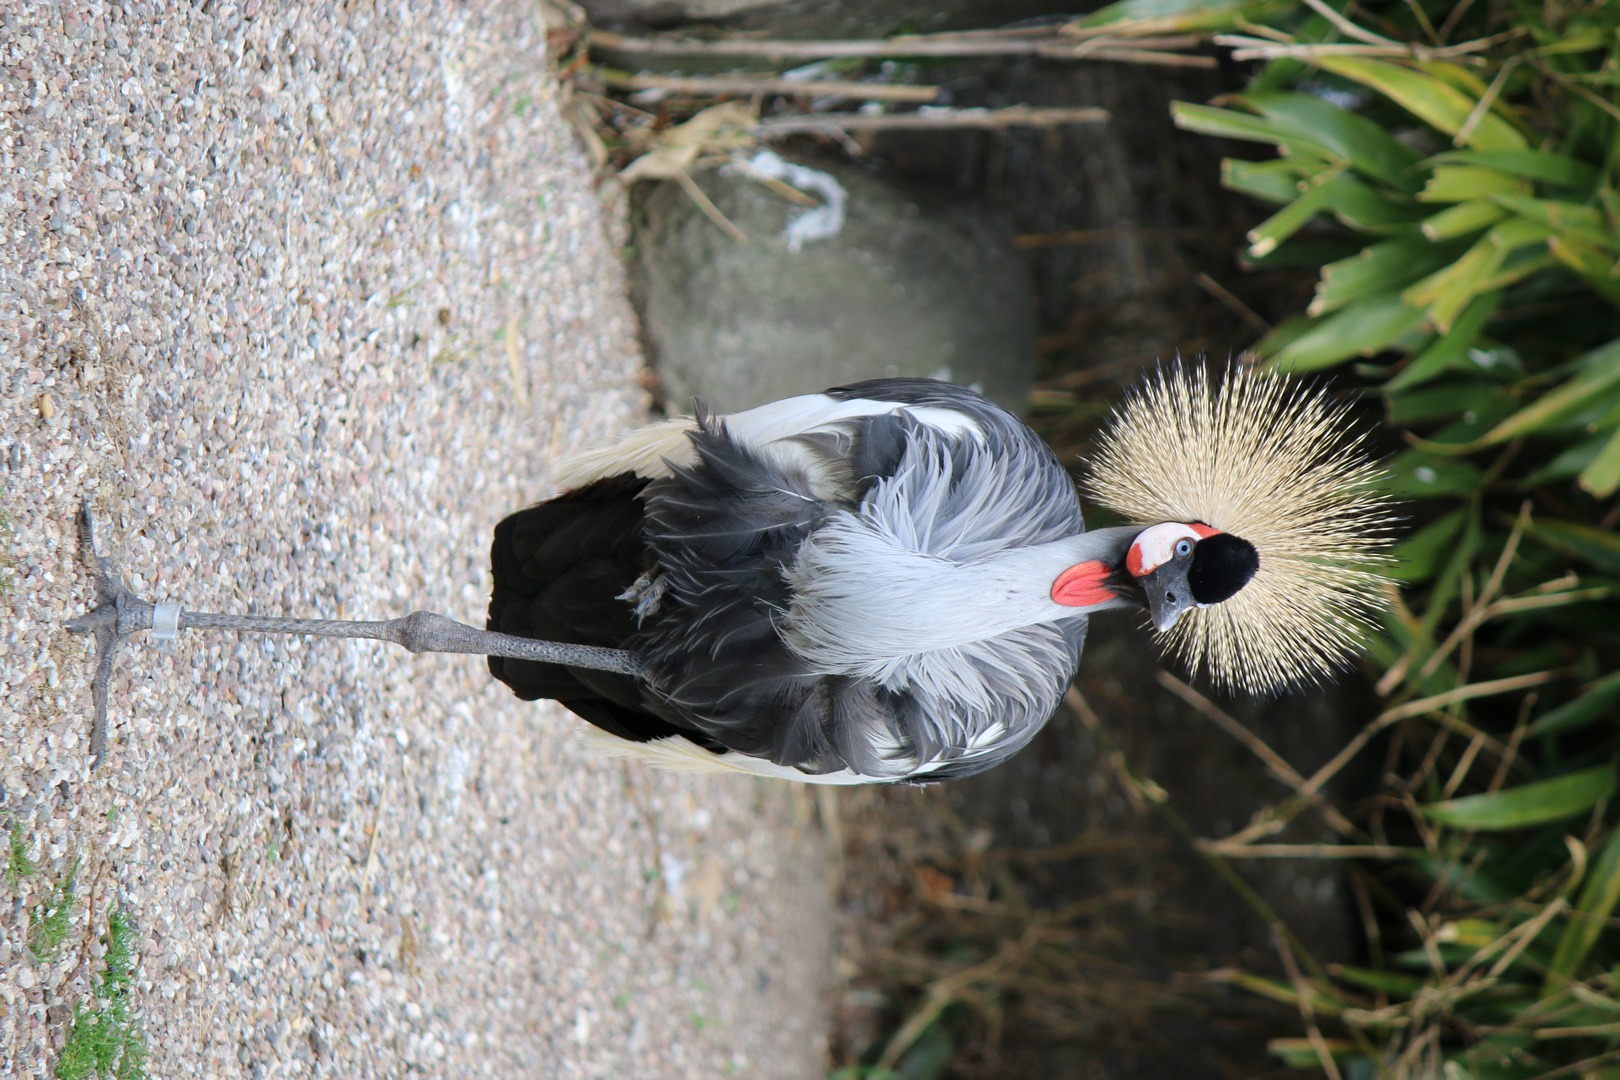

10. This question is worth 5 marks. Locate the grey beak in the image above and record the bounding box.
[1142,560,1197,633]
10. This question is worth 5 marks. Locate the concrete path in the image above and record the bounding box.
[0,4,829,1076]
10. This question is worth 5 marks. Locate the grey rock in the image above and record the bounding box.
[631,155,1036,413]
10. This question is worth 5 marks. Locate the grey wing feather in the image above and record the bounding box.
[627,380,1089,782]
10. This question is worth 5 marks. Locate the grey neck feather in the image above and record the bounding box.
[783,524,1141,677]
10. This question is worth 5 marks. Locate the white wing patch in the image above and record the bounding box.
[552,393,986,495]
[553,417,700,487]
[576,726,886,785]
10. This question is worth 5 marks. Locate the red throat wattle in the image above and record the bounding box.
[1050,561,1112,607]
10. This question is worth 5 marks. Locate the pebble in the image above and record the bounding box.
[0,3,830,1077]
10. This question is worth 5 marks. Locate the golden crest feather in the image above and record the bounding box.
[1085,364,1396,694]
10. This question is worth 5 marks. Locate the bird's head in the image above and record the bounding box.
[1124,522,1259,633]
[1081,362,1396,694]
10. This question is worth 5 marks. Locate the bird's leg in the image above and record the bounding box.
[64,499,647,768]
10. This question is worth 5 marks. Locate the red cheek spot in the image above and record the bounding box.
[1190,523,1220,538]
[1052,561,1113,607]
[1125,545,1145,577]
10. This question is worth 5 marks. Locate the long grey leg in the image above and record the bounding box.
[64,499,647,768]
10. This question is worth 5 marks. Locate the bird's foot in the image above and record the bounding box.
[616,571,670,625]
[63,498,157,769]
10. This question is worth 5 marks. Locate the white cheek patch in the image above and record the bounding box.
[1126,522,1205,578]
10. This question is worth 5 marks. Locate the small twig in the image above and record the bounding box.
[673,169,748,244]
[1488,898,1567,980]
[596,69,943,103]
[1065,687,1152,813]
[503,309,528,410]
[1415,502,1531,684]
[1380,670,1561,727]
[360,777,390,902]
[1300,0,1401,47]
[1158,671,1356,837]
[590,28,1209,64]
[1193,271,1271,335]
[874,916,1048,1070]
[1487,707,1531,794]
[1437,0,1481,42]
[1217,36,1499,62]
[1042,46,1217,68]
[755,106,1110,135]
[1522,1051,1620,1080]
[1455,57,1519,146]
[1198,843,1417,859]
[1273,922,1345,1080]
[1440,731,1487,800]
[739,171,819,207]
[1015,226,1205,250]
[1536,58,1620,124]
[1348,870,1384,975]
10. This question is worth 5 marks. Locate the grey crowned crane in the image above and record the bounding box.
[68,366,1392,781]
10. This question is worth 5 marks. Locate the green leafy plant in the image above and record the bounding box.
[28,859,78,958]
[56,909,148,1080]
[6,824,36,887]
[1079,0,1620,1075]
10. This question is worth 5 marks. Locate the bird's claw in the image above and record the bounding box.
[65,498,153,770]
[617,571,670,625]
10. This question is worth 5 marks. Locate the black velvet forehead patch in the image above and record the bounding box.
[1188,533,1260,605]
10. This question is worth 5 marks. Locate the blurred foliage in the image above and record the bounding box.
[1077,0,1620,1076]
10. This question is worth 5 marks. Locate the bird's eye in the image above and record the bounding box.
[1176,539,1192,557]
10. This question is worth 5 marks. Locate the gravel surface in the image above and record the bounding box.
[0,3,831,1076]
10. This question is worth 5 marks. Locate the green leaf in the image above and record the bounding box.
[1545,827,1620,994]
[1078,0,1291,32]
[1492,195,1617,249]
[1529,518,1620,575]
[1549,234,1620,309]
[1383,449,1485,498]
[1241,238,1365,269]
[1423,396,1520,445]
[1418,167,1529,204]
[1311,238,1461,316]
[1480,338,1620,444]
[1171,102,1333,159]
[1386,292,1503,390]
[1578,425,1620,497]
[1422,765,1617,831]
[1263,293,1428,372]
[1239,90,1425,190]
[1526,433,1611,485]
[1329,965,1424,996]
[1404,219,1555,333]
[1421,200,1509,242]
[1387,382,1506,425]
[1222,157,1312,205]
[1314,57,1528,152]
[1320,175,1429,233]
[1246,165,1348,257]
[1390,509,1466,584]
[1424,150,1600,190]
[1536,26,1616,55]
[1528,670,1620,739]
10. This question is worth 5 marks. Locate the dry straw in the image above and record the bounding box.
[1086,363,1396,694]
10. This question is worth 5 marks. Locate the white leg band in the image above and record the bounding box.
[150,602,182,641]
